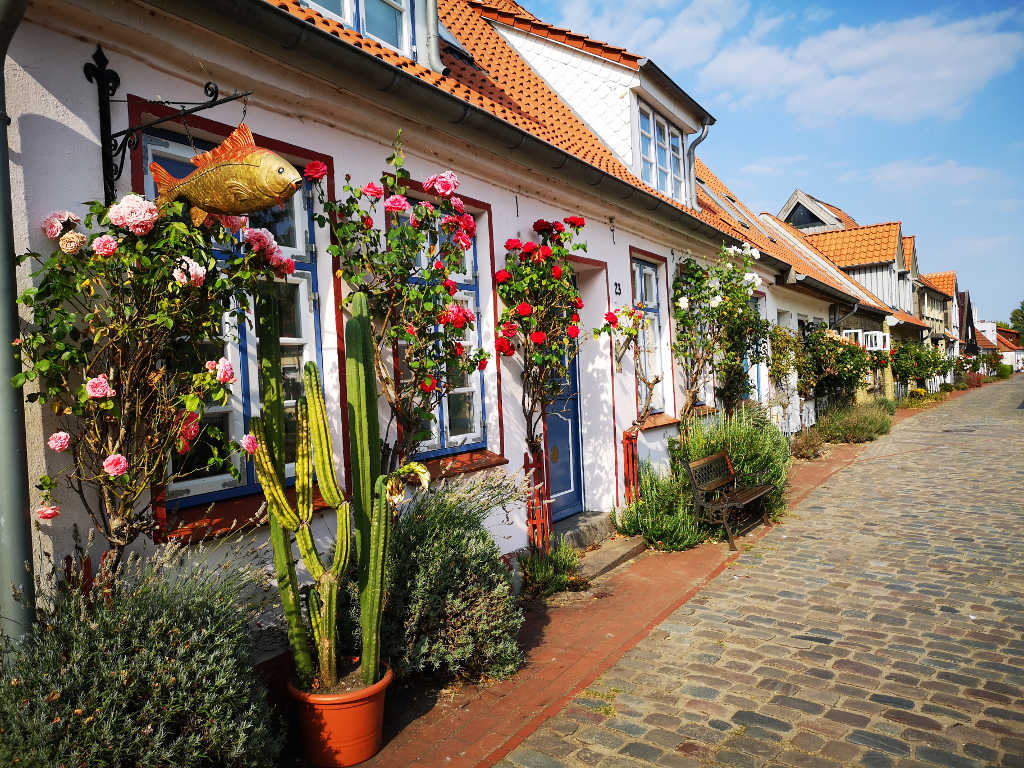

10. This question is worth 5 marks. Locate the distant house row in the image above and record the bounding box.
[7,0,999,559]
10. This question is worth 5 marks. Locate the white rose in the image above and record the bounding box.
[677,296,689,311]
[710,295,723,308]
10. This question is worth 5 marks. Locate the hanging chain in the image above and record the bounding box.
[181,114,199,156]
[239,94,248,126]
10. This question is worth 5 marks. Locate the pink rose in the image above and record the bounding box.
[91,234,118,257]
[242,227,276,254]
[451,197,465,214]
[362,182,384,200]
[41,216,62,240]
[240,433,259,455]
[47,431,71,452]
[204,360,218,372]
[108,194,158,236]
[431,170,459,197]
[173,268,187,285]
[383,195,410,213]
[212,214,248,231]
[459,214,476,237]
[85,374,116,399]
[452,231,472,251]
[422,174,438,193]
[36,504,60,520]
[177,411,201,441]
[215,357,234,384]
[103,453,128,477]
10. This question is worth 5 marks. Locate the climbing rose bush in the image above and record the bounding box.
[308,136,487,464]
[594,305,661,429]
[14,196,280,566]
[494,216,587,451]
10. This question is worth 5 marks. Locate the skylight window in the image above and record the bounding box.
[638,102,685,202]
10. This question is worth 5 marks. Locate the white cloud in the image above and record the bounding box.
[838,159,997,189]
[555,0,750,70]
[740,154,809,176]
[699,11,1024,124]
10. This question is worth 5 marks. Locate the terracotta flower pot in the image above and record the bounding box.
[287,665,394,767]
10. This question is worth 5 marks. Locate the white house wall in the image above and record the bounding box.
[493,25,638,169]
[10,4,739,568]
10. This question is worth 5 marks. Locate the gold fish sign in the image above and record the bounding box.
[149,124,303,226]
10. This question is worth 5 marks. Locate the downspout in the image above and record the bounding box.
[685,119,710,209]
[0,0,32,646]
[423,0,445,74]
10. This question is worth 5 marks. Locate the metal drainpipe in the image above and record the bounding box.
[0,0,32,645]
[832,301,859,329]
[685,120,710,209]
[423,0,445,74]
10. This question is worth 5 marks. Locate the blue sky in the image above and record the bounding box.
[520,0,1024,322]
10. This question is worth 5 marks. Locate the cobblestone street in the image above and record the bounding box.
[502,379,1024,768]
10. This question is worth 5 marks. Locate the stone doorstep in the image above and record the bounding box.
[553,508,646,582]
[553,507,615,551]
[577,534,648,582]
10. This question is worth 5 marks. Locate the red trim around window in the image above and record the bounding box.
[385,174,506,462]
[126,97,350,537]
[628,246,677,419]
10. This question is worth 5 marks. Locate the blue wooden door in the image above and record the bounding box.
[546,351,584,521]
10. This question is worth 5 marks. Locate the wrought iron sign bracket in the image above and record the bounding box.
[84,45,253,205]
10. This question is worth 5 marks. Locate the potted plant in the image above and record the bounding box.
[249,292,427,767]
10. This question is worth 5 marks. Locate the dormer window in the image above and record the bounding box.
[306,0,409,53]
[638,102,685,201]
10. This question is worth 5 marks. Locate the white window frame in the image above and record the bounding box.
[305,0,353,25]
[632,260,665,414]
[842,329,864,347]
[637,101,686,202]
[360,0,411,54]
[864,331,891,352]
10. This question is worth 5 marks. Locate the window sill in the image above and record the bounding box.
[638,412,680,431]
[418,449,508,481]
[160,487,333,543]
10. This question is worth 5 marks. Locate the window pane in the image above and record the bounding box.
[312,0,345,18]
[254,281,301,339]
[656,143,667,169]
[366,0,402,47]
[670,132,681,154]
[283,405,298,464]
[655,121,666,145]
[643,271,657,307]
[658,169,668,193]
[281,347,304,402]
[446,392,476,438]
[171,412,230,480]
[249,202,297,249]
[642,161,653,184]
[639,109,651,135]
[640,134,652,161]
[672,178,682,199]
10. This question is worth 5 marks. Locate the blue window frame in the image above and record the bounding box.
[631,259,665,414]
[403,220,486,460]
[140,131,325,510]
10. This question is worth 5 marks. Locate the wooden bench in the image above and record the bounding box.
[684,451,774,551]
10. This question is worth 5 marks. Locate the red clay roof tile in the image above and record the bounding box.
[920,270,957,298]
[805,222,902,268]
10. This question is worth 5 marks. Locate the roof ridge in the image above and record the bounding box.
[808,220,901,235]
[466,0,644,68]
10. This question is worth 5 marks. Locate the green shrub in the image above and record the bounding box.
[814,402,892,443]
[939,382,955,393]
[672,405,790,521]
[954,380,969,391]
[0,544,282,768]
[366,472,525,681]
[996,363,1013,379]
[874,397,897,415]
[518,536,585,598]
[982,375,996,383]
[615,461,709,550]
[790,428,826,459]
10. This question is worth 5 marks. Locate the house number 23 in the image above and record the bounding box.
[613,282,622,296]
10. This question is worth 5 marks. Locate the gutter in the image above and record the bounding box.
[138,0,734,248]
[0,0,33,646]
[685,120,710,210]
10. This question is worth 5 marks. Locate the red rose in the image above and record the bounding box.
[504,238,522,251]
[495,269,511,284]
[501,321,519,338]
[564,215,586,228]
[454,342,464,356]
[552,265,563,279]
[419,376,437,393]
[533,219,553,234]
[516,302,533,317]
[303,160,328,181]
[552,221,565,234]
[434,260,444,270]
[459,214,476,237]
[530,331,547,344]
[567,324,580,339]
[572,312,580,322]
[406,324,416,336]
[574,296,584,309]
[478,358,488,370]
[531,245,552,263]
[362,215,373,229]
[495,337,513,355]
[444,279,458,296]
[605,311,619,328]
[521,242,538,256]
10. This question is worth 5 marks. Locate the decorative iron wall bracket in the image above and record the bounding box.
[84,46,253,205]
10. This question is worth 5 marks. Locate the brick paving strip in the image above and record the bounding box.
[360,378,1023,767]
[496,376,1024,768]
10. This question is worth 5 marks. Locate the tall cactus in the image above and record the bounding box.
[251,361,351,688]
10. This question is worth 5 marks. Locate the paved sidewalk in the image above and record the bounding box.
[500,378,1024,768]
